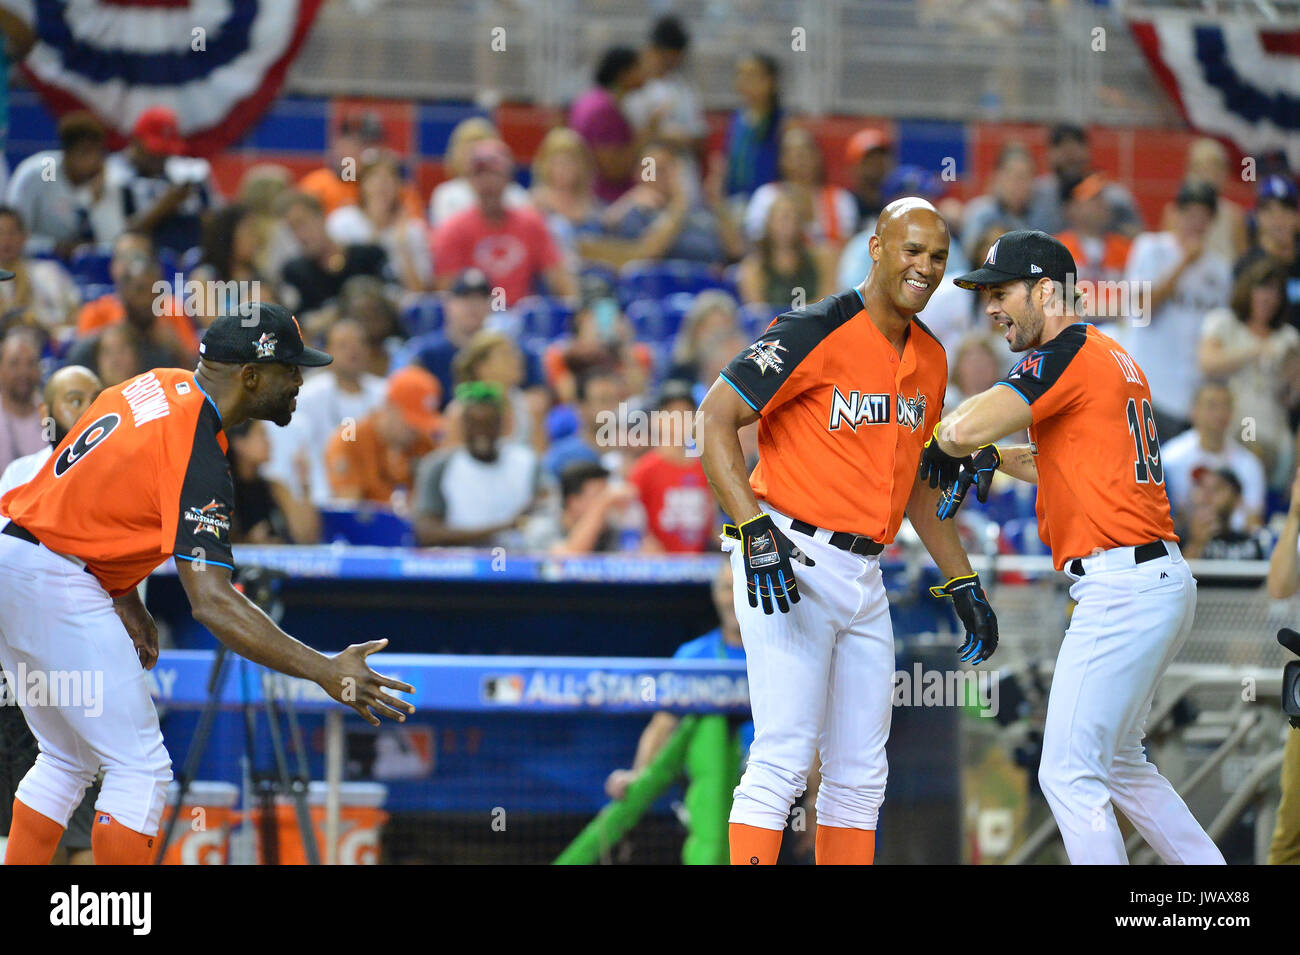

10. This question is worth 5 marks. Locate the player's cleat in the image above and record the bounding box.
[929,573,999,664]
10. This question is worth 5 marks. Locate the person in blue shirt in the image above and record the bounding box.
[723,53,783,200]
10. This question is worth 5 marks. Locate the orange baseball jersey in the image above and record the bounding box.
[997,323,1177,569]
[0,368,234,596]
[719,288,947,541]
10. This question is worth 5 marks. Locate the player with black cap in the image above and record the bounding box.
[918,229,1225,864]
[0,301,415,865]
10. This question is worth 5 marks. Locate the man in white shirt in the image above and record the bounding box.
[1120,181,1232,438]
[6,112,123,257]
[1161,380,1266,531]
[263,318,387,505]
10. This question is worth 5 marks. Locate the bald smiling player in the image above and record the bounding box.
[0,302,415,865]
[696,198,999,865]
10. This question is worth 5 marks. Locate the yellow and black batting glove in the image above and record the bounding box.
[918,423,970,492]
[929,573,999,664]
[937,444,1001,521]
[736,514,815,615]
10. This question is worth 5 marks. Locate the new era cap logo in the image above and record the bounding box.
[1030,264,1042,273]
[985,239,999,265]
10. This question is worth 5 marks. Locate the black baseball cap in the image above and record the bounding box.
[1175,180,1218,211]
[953,229,1077,291]
[199,302,333,367]
[451,268,492,297]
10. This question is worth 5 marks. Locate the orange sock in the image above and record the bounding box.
[4,799,65,865]
[816,825,876,865]
[91,813,156,865]
[729,823,783,865]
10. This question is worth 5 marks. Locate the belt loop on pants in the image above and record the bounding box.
[1067,540,1170,577]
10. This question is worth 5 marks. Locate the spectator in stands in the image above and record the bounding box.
[70,251,196,370]
[0,206,79,334]
[543,368,625,478]
[605,560,751,802]
[400,268,493,403]
[738,191,833,309]
[945,334,1004,409]
[590,141,744,268]
[1121,180,1233,438]
[626,380,716,553]
[73,231,196,348]
[0,327,45,472]
[236,164,299,281]
[1266,465,1300,865]
[6,111,121,257]
[723,52,783,201]
[962,142,1036,250]
[569,45,650,203]
[0,365,101,500]
[529,127,604,256]
[324,365,441,509]
[428,117,530,227]
[107,106,214,256]
[189,204,276,330]
[543,274,652,405]
[1160,138,1247,264]
[264,317,387,506]
[1055,173,1132,322]
[446,330,546,454]
[413,382,541,547]
[338,275,406,378]
[1177,466,1271,561]
[225,419,320,545]
[298,111,385,216]
[522,460,631,554]
[844,129,895,224]
[431,139,575,305]
[666,290,741,384]
[1028,123,1142,238]
[327,151,433,294]
[92,323,143,388]
[278,191,388,316]
[623,16,707,174]
[1200,256,1300,482]
[1162,381,1266,531]
[744,127,857,248]
[1236,175,1300,330]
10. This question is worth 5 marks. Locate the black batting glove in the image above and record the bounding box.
[918,423,970,492]
[929,573,999,664]
[937,444,1001,521]
[733,514,815,615]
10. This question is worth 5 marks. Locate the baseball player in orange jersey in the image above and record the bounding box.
[0,302,415,866]
[932,230,1224,864]
[696,198,999,866]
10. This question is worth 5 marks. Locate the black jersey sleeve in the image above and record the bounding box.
[173,404,236,571]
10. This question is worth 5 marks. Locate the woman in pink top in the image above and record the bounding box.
[568,46,656,203]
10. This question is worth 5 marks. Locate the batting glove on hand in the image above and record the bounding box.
[929,573,999,664]
[918,424,970,492]
[937,444,1001,521]
[733,514,815,615]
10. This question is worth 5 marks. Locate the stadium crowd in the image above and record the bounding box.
[1,13,1298,561]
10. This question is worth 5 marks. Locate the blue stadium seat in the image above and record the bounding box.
[659,291,696,342]
[400,295,444,337]
[319,507,414,547]
[738,303,781,338]
[515,295,574,343]
[972,485,1036,525]
[69,247,112,287]
[79,283,115,304]
[999,517,1048,556]
[179,246,204,274]
[624,298,664,341]
[157,247,179,281]
[618,260,727,305]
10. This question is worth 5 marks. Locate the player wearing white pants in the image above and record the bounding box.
[1040,543,1222,864]
[724,508,895,832]
[937,229,1224,864]
[0,533,171,838]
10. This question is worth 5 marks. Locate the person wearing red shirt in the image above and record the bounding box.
[627,380,716,552]
[430,140,576,306]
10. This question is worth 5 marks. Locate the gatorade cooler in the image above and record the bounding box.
[159,781,239,865]
[258,782,388,865]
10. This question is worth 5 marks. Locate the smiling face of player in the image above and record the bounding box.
[246,361,303,427]
[869,199,949,316]
[985,279,1049,353]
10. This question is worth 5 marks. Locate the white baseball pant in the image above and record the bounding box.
[1038,542,1224,864]
[725,507,895,832]
[0,533,171,837]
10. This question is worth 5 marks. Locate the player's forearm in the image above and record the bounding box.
[907,483,974,580]
[1266,513,1300,599]
[193,589,330,685]
[698,410,761,523]
[996,444,1038,484]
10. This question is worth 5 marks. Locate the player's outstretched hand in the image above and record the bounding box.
[321,639,416,726]
[929,573,999,664]
[918,424,969,492]
[734,514,815,615]
[937,444,1001,520]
